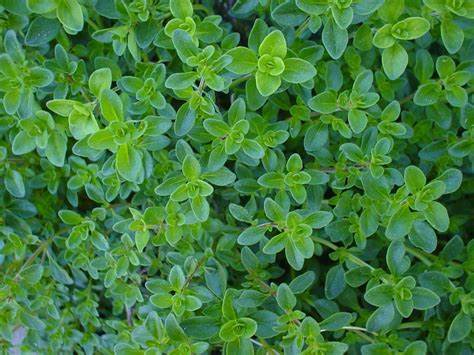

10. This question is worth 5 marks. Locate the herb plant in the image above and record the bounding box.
[0,0,473,354]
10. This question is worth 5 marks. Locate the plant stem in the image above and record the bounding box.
[405,245,433,266]
[86,18,100,31]
[311,236,394,284]
[295,17,311,37]
[397,321,424,329]
[13,239,51,280]
[229,74,252,89]
[182,254,207,290]
[311,236,374,270]
[250,338,279,354]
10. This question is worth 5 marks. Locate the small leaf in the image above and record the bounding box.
[100,89,123,122]
[116,144,142,182]
[382,43,408,80]
[448,312,472,343]
[322,18,348,59]
[5,169,25,198]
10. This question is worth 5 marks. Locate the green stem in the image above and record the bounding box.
[295,17,311,37]
[311,236,394,284]
[13,238,52,280]
[250,338,279,354]
[405,246,433,266]
[182,253,207,290]
[198,77,206,95]
[229,74,252,89]
[311,235,338,250]
[352,329,376,344]
[311,236,374,270]
[86,18,100,31]
[397,321,424,330]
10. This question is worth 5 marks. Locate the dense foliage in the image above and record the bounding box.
[0,0,473,353]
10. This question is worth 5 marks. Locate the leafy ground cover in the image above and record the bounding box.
[0,0,473,354]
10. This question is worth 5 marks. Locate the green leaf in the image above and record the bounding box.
[263,233,287,254]
[57,0,83,32]
[446,86,467,108]
[100,89,123,122]
[364,284,393,306]
[404,166,426,193]
[289,271,315,294]
[408,221,437,253]
[320,312,353,331]
[448,312,472,343]
[5,169,25,198]
[353,70,374,93]
[366,303,395,332]
[386,241,410,275]
[170,0,193,19]
[414,82,442,106]
[191,195,210,222]
[385,205,415,240]
[46,99,75,117]
[88,128,116,150]
[255,70,281,96]
[45,131,67,167]
[25,17,60,46]
[227,47,258,75]
[116,144,142,182]
[22,264,44,284]
[441,19,464,54]
[436,169,462,194]
[12,131,36,155]
[238,225,267,246]
[69,110,99,140]
[182,155,201,180]
[348,109,368,133]
[29,68,54,87]
[286,241,305,270]
[165,72,198,90]
[281,58,316,84]
[306,211,333,229]
[423,201,449,232]
[308,91,338,113]
[89,68,112,97]
[258,30,287,58]
[286,153,302,172]
[391,17,430,41]
[276,283,296,310]
[264,198,285,221]
[345,266,372,287]
[325,265,345,300]
[411,287,440,310]
[3,89,21,115]
[340,143,364,162]
[373,24,396,48]
[382,43,408,80]
[172,29,199,62]
[27,0,57,13]
[241,139,264,159]
[246,77,267,110]
[174,102,196,136]
[322,18,348,59]
[135,230,150,253]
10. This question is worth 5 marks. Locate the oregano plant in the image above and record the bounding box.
[0,0,473,354]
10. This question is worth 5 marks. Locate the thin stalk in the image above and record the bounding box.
[405,246,433,266]
[229,74,252,89]
[13,239,51,280]
[311,236,374,270]
[295,17,311,37]
[250,338,279,354]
